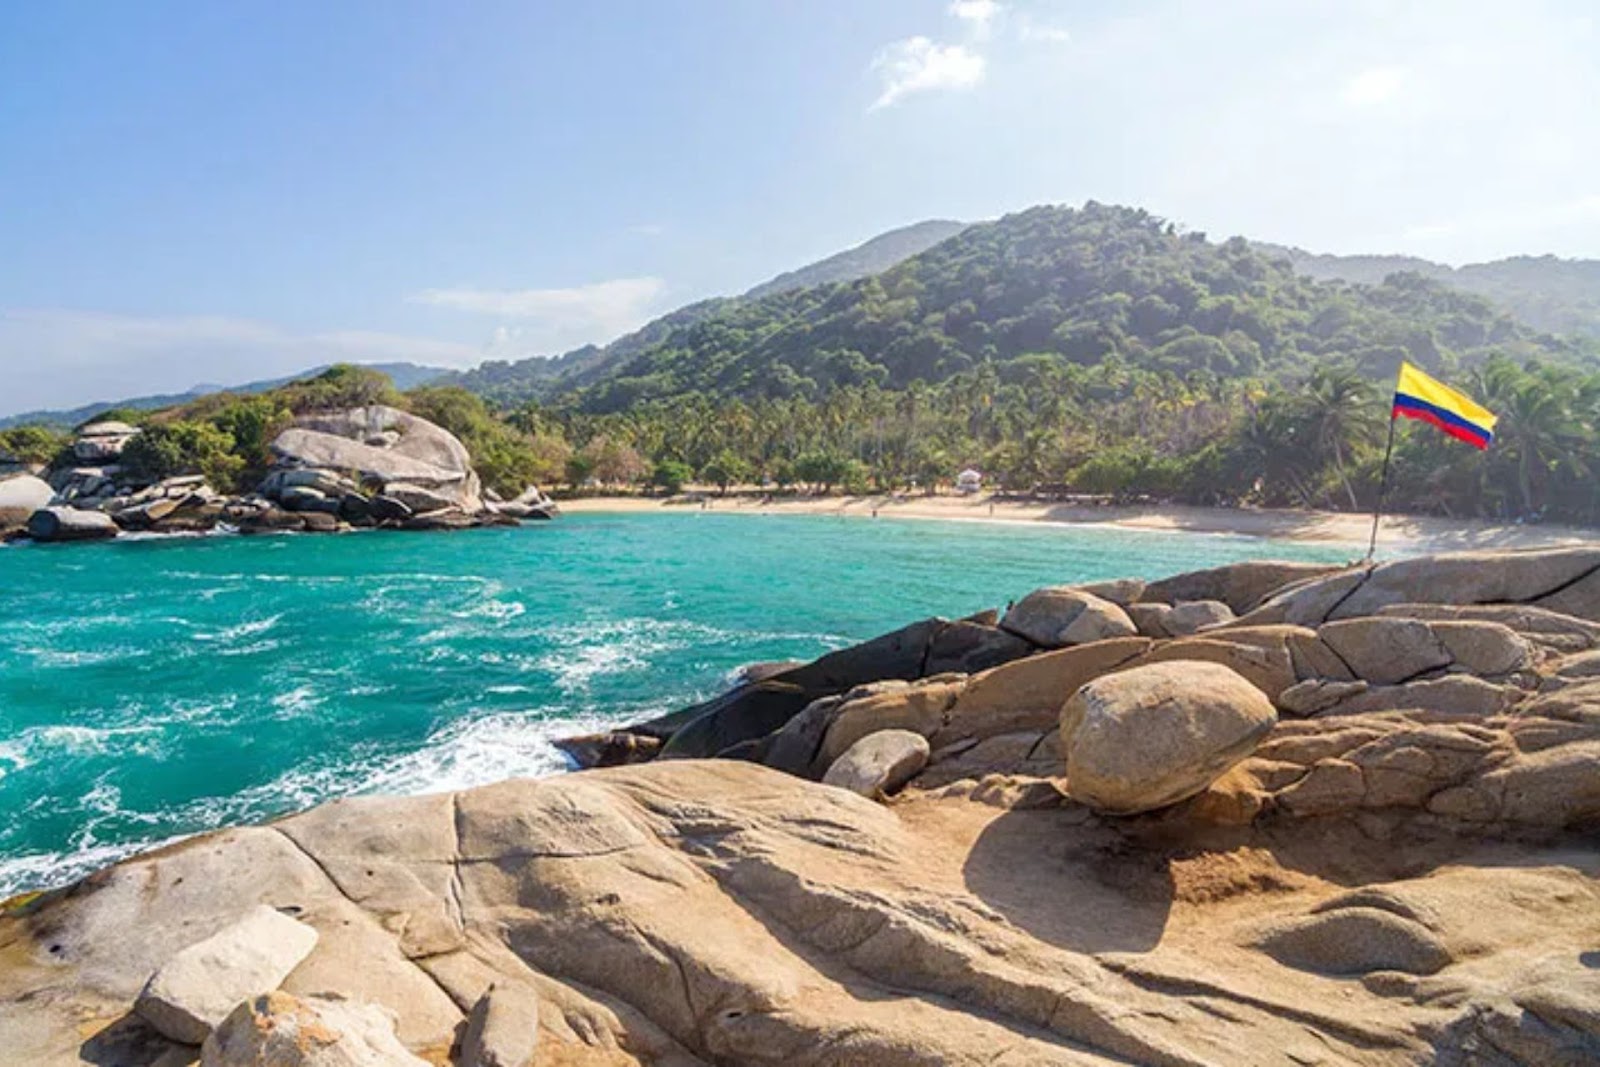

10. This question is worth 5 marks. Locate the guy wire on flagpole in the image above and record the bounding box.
[1367,410,1399,562]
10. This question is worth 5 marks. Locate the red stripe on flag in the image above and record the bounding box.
[1396,405,1491,449]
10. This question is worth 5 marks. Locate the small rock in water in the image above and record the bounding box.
[135,904,319,1045]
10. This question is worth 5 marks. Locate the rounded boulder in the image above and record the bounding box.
[822,729,931,798]
[1060,660,1276,814]
[1002,587,1137,648]
[26,505,119,542]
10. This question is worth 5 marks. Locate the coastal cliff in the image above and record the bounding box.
[4,548,1600,1065]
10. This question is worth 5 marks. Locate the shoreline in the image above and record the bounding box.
[558,493,1600,552]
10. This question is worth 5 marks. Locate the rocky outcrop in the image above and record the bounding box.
[253,405,562,532]
[134,904,318,1044]
[72,421,139,462]
[7,549,1600,1066]
[1060,661,1277,813]
[568,613,1037,766]
[6,750,1599,1066]
[8,406,557,544]
[266,405,484,519]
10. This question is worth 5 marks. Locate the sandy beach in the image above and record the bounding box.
[558,492,1599,553]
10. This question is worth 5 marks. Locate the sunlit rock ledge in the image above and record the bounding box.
[3,547,1600,1065]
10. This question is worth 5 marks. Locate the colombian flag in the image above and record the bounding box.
[1392,362,1497,450]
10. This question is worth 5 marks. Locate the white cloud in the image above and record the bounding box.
[949,0,1002,36]
[0,308,482,416]
[870,37,986,110]
[413,276,665,336]
[1341,65,1409,107]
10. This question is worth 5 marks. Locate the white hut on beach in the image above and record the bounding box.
[956,468,982,494]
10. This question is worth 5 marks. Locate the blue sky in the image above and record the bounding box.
[2,0,1597,415]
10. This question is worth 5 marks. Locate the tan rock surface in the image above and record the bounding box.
[2,745,1598,1066]
[1061,662,1278,814]
[1241,547,1600,627]
[821,729,930,797]
[134,904,318,1044]
[1001,588,1137,648]
[8,551,1600,1066]
[201,991,429,1067]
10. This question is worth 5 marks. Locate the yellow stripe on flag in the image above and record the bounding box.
[1393,361,1497,449]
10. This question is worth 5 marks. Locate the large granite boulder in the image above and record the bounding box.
[0,474,54,512]
[1129,599,1236,638]
[1060,661,1277,814]
[1001,587,1136,648]
[26,505,118,542]
[1142,559,1344,614]
[1241,548,1600,626]
[922,618,1036,674]
[135,904,318,1044]
[265,405,484,514]
[650,617,949,760]
[72,420,139,462]
[1377,602,1600,656]
[202,991,427,1067]
[0,474,54,536]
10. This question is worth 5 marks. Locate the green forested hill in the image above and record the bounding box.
[13,205,1599,527]
[442,220,966,405]
[566,203,1586,412]
[1257,243,1600,341]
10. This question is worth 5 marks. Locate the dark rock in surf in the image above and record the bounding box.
[26,506,119,542]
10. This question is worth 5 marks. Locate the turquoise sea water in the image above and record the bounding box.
[0,513,1351,896]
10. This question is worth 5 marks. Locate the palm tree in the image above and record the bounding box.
[1298,364,1384,510]
[1475,359,1585,517]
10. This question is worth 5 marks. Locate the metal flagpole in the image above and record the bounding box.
[1366,412,1399,562]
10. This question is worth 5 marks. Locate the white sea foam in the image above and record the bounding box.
[268,685,324,717]
[193,614,282,643]
[9,723,160,760]
[451,598,525,621]
[0,836,187,900]
[348,709,616,797]
[0,741,28,779]
[531,617,740,694]
[22,645,148,668]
